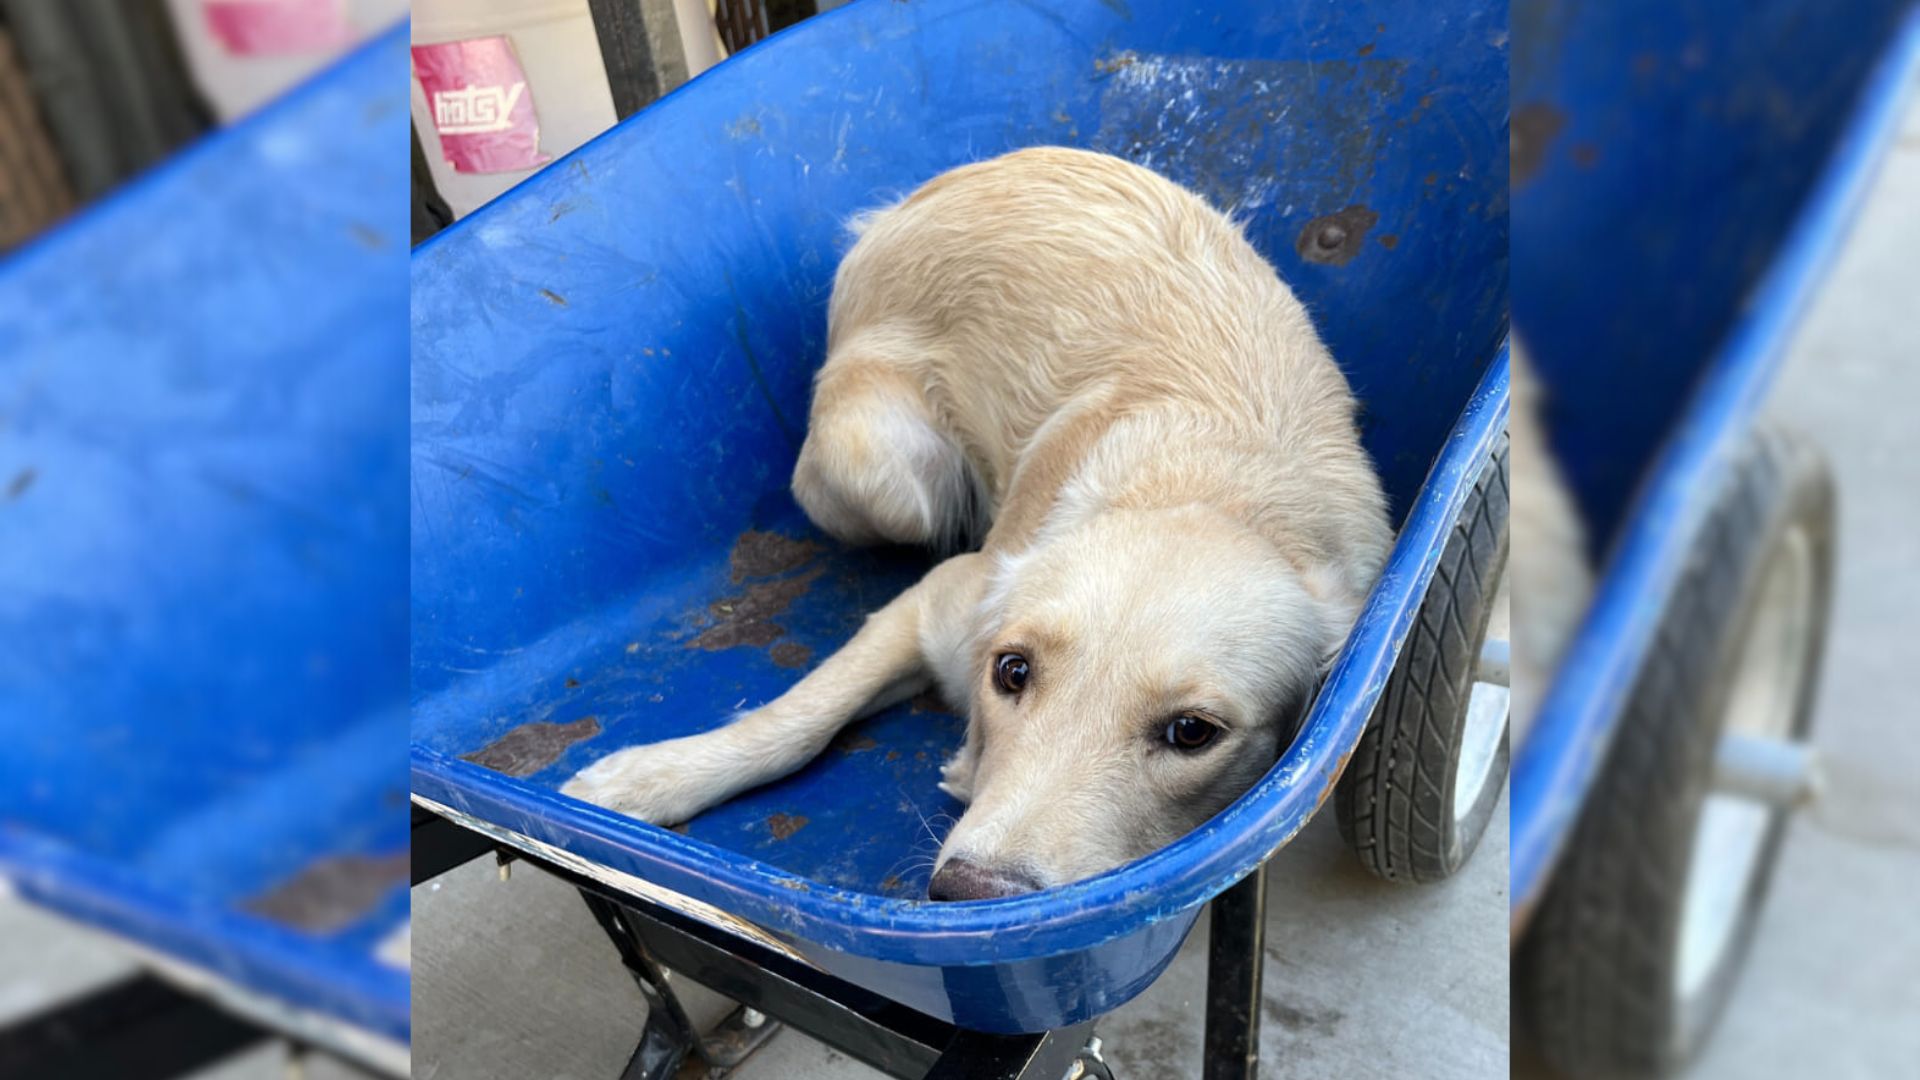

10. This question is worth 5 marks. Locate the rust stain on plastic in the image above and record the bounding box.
[730,530,820,582]
[767,813,809,840]
[770,641,813,669]
[1315,749,1357,813]
[1511,102,1566,185]
[690,530,825,652]
[539,288,568,306]
[689,567,823,651]
[1296,205,1380,266]
[831,730,878,754]
[462,716,602,777]
[243,852,408,932]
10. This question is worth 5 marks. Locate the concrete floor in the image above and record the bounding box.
[1678,82,1920,1080]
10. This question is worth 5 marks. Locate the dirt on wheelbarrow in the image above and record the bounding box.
[243,851,409,932]
[687,529,826,653]
[462,716,603,778]
[729,529,820,582]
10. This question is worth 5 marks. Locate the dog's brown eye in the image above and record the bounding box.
[1166,714,1219,751]
[993,653,1029,694]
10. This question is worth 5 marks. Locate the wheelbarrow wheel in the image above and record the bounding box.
[1335,430,1510,883]
[1517,423,1834,1079]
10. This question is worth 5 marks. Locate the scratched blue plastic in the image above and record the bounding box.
[0,31,410,1041]
[1510,1,1920,916]
[412,0,1508,1032]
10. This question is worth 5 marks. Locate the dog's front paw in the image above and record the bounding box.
[560,740,727,825]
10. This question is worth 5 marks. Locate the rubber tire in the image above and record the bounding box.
[1335,431,1510,883]
[1515,424,1835,1079]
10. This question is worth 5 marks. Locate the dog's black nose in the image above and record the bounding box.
[926,857,1043,901]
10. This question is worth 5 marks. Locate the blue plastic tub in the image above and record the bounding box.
[0,30,411,1048]
[1509,0,1920,919]
[411,0,1507,1032]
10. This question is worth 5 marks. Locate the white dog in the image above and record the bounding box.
[564,147,1391,899]
[1507,343,1592,741]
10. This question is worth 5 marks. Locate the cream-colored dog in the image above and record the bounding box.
[1508,343,1593,743]
[564,147,1391,899]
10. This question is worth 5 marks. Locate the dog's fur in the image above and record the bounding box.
[563,147,1391,897]
[1507,343,1592,741]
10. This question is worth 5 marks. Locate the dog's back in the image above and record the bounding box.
[798,147,1388,597]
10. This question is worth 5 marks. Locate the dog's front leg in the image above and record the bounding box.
[562,553,989,824]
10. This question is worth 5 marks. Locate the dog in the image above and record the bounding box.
[1507,342,1592,742]
[563,147,1392,900]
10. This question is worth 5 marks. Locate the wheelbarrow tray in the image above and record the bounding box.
[1509,1,1920,918]
[0,30,412,1049]
[410,0,1508,1033]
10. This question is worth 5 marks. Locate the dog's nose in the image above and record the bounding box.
[926,857,1043,901]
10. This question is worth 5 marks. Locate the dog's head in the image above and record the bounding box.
[926,505,1358,900]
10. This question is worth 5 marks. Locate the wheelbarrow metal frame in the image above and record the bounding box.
[414,803,1276,1080]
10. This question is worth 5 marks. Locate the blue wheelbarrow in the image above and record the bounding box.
[1509,1,1920,1076]
[0,28,411,1075]
[409,0,1508,1074]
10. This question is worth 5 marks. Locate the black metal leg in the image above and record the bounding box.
[582,892,704,1080]
[586,0,664,119]
[1203,866,1268,1080]
[477,841,1101,1080]
[411,804,499,885]
[573,879,950,1078]
[0,974,269,1080]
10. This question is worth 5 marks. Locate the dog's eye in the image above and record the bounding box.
[992,653,1029,694]
[1165,714,1220,751]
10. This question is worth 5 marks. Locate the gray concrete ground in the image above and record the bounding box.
[1682,80,1920,1080]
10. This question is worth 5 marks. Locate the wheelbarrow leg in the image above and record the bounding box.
[581,891,704,1079]
[1203,866,1268,1080]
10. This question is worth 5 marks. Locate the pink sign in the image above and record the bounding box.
[412,37,551,175]
[204,0,352,56]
